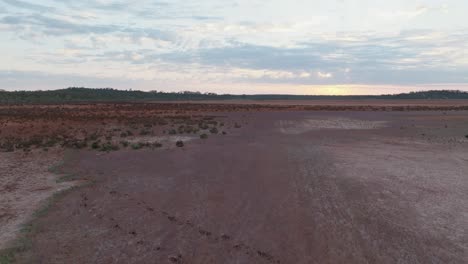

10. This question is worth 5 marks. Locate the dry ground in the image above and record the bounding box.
[1,102,468,263]
[0,148,76,250]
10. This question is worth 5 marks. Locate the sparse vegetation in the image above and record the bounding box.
[99,142,119,152]
[200,134,208,139]
[131,142,144,150]
[151,142,163,149]
[91,141,100,149]
[139,129,151,136]
[176,141,184,147]
[2,87,468,104]
[120,141,129,148]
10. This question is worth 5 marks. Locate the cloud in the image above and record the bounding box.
[1,0,53,12]
[0,13,176,42]
[1,14,117,35]
[317,71,333,79]
[29,28,466,86]
[0,1,467,92]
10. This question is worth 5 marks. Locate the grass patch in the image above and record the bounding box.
[55,173,77,184]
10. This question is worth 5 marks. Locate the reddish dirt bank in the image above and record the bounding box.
[14,110,468,263]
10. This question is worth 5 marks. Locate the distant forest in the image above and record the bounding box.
[1,88,468,104]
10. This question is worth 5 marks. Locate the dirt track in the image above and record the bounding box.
[9,110,467,263]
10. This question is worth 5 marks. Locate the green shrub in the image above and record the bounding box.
[131,142,143,150]
[91,141,100,149]
[198,122,209,130]
[89,133,99,140]
[151,142,163,149]
[139,129,151,136]
[44,138,58,147]
[209,127,218,134]
[100,142,119,152]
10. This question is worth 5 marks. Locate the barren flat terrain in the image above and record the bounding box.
[1,102,467,263]
[171,99,468,107]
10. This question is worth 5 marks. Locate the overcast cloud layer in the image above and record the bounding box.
[0,0,467,94]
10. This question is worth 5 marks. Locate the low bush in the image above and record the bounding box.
[151,142,163,149]
[100,142,119,152]
[0,141,14,152]
[139,129,151,136]
[131,142,144,150]
[198,122,209,130]
[64,139,87,149]
[158,119,169,126]
[44,138,58,147]
[91,141,100,149]
[89,133,99,140]
[176,141,184,147]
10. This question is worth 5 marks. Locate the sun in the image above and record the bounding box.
[316,85,351,96]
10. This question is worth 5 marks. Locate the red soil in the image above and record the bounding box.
[1,102,467,263]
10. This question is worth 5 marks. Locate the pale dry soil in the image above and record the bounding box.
[0,149,76,250]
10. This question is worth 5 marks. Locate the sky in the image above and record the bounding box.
[0,0,467,95]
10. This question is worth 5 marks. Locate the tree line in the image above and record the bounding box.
[0,87,467,104]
